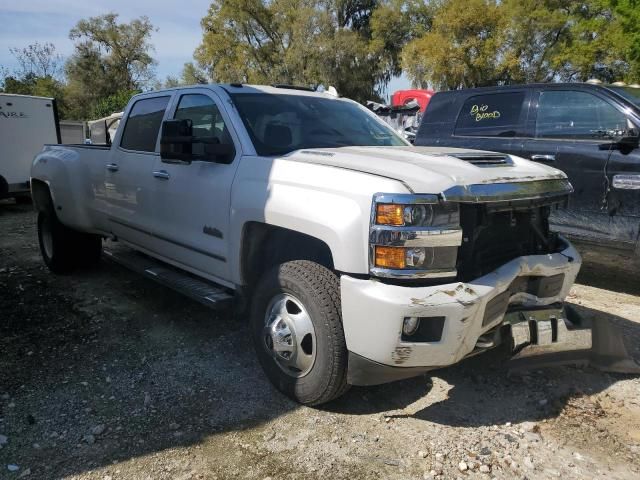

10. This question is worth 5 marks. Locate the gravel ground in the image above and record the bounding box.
[1,200,639,480]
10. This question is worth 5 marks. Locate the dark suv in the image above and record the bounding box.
[415,83,640,253]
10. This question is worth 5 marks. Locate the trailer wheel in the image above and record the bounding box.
[37,210,102,274]
[251,260,349,405]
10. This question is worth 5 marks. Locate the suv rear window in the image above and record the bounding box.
[454,92,525,137]
[120,96,170,152]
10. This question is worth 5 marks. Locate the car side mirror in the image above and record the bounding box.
[618,128,640,150]
[160,119,195,162]
[160,119,235,164]
[599,128,640,152]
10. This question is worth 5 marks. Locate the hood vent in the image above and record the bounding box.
[448,153,513,167]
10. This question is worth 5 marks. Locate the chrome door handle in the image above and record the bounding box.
[530,154,556,163]
[612,174,640,190]
[105,163,119,172]
[153,170,170,180]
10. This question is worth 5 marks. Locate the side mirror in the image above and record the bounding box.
[617,128,640,150]
[160,119,235,163]
[160,119,194,162]
[599,128,640,152]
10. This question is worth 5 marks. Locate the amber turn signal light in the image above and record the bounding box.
[374,246,406,269]
[376,204,404,225]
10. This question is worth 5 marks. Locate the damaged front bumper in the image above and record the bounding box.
[341,239,585,386]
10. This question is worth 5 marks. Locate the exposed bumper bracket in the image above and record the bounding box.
[509,306,640,374]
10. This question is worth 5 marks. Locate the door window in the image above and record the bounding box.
[174,94,235,157]
[454,92,526,137]
[120,96,170,152]
[535,91,629,140]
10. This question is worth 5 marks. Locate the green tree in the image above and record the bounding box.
[401,0,508,89]
[158,62,209,89]
[370,0,435,82]
[8,42,63,79]
[542,0,627,82]
[64,13,157,119]
[194,0,399,102]
[399,0,639,89]
[608,0,640,81]
[0,43,69,117]
[181,62,208,85]
[92,89,140,118]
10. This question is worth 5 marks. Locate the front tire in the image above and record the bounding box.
[37,210,102,274]
[251,260,349,405]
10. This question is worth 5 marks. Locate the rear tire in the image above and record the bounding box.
[37,210,102,274]
[250,260,349,406]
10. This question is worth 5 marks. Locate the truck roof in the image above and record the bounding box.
[137,83,340,99]
[432,82,639,95]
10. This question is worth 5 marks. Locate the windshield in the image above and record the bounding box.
[229,93,407,156]
[610,87,640,108]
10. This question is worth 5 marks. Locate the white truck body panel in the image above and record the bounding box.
[283,146,567,194]
[1,94,58,196]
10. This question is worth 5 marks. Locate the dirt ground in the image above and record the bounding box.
[1,200,639,480]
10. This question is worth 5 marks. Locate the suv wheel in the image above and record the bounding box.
[251,260,349,405]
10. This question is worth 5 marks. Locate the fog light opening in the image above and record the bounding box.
[402,317,421,336]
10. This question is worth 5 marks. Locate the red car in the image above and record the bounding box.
[391,89,435,112]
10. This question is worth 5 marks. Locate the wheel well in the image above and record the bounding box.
[241,222,334,286]
[31,179,53,212]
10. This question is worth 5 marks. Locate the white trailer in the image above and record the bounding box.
[59,121,86,144]
[0,94,60,201]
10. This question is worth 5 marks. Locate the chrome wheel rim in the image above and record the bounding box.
[41,217,53,259]
[263,293,317,378]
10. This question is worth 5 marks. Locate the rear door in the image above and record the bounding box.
[105,94,172,250]
[417,89,531,157]
[523,88,639,247]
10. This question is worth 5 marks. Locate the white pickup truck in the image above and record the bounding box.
[31,84,584,405]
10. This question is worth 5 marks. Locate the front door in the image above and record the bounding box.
[523,89,640,247]
[150,90,241,285]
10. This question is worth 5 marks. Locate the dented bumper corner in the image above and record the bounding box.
[341,239,582,385]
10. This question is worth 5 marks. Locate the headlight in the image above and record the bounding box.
[370,194,461,279]
[374,245,459,270]
[375,202,459,227]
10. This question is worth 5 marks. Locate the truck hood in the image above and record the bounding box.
[285,146,567,196]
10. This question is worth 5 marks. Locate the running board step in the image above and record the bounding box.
[103,248,233,310]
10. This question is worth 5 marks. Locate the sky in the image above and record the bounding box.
[0,1,212,82]
[0,1,410,100]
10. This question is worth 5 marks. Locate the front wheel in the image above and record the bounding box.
[250,260,349,405]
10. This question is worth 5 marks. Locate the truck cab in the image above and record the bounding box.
[415,83,640,253]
